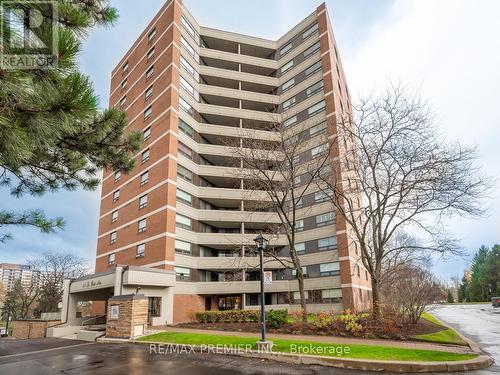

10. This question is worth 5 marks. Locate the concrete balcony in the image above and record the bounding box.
[198,123,280,141]
[178,204,280,224]
[199,84,279,105]
[199,65,278,88]
[174,276,341,294]
[199,48,278,71]
[175,228,288,247]
[198,102,280,123]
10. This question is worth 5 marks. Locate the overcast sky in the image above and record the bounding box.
[1,0,498,281]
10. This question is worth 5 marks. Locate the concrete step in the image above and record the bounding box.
[76,330,106,342]
[46,325,83,338]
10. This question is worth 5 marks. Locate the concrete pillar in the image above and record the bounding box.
[114,266,123,296]
[60,279,71,323]
[165,287,174,325]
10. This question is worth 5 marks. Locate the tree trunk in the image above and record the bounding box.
[371,276,381,317]
[297,269,308,322]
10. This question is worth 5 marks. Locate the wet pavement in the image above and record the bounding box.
[0,304,496,374]
[431,303,499,375]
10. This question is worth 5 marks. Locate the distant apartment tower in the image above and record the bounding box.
[95,0,372,323]
[0,263,38,291]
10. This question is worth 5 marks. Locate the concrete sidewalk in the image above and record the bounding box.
[147,326,474,354]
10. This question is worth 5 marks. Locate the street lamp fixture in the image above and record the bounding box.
[254,233,273,351]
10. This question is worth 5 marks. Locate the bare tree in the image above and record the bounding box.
[29,251,88,313]
[319,84,491,314]
[381,263,445,324]
[230,119,332,321]
[1,279,40,319]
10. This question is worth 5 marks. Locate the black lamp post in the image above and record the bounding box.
[254,233,272,350]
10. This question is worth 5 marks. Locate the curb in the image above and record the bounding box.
[428,313,482,354]
[97,337,493,373]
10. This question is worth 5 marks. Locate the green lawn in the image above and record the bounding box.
[413,312,467,346]
[139,331,476,362]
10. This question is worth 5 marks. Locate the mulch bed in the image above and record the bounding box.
[176,317,446,342]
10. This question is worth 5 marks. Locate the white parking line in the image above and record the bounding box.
[0,342,94,359]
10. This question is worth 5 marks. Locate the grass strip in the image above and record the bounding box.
[139,331,476,362]
[413,312,467,346]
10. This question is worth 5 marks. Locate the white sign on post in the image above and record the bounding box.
[263,271,273,284]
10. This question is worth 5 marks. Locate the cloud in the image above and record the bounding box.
[344,0,500,279]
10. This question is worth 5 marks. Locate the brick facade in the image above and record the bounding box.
[12,320,60,339]
[106,294,148,338]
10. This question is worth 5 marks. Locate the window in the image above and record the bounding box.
[114,170,121,182]
[175,239,191,255]
[111,210,118,223]
[356,265,360,277]
[112,190,120,202]
[180,76,199,101]
[284,135,298,147]
[178,142,193,159]
[365,269,369,281]
[315,189,332,202]
[310,121,327,136]
[318,236,337,250]
[284,115,297,128]
[311,143,328,158]
[181,36,198,61]
[303,23,319,40]
[316,212,335,226]
[121,79,127,90]
[148,297,161,317]
[176,214,192,230]
[181,16,196,39]
[292,267,308,278]
[122,62,129,74]
[176,189,192,205]
[138,219,147,233]
[293,291,309,301]
[139,194,148,209]
[320,262,340,276]
[108,253,115,265]
[179,97,194,116]
[179,119,194,138]
[293,175,301,187]
[282,96,296,110]
[145,85,153,100]
[141,149,150,163]
[177,165,192,182]
[295,219,304,231]
[119,96,127,108]
[321,288,341,303]
[136,243,145,258]
[303,41,321,58]
[280,43,292,56]
[280,60,294,74]
[308,100,326,116]
[144,106,152,120]
[175,266,191,281]
[295,242,305,254]
[140,171,149,186]
[306,81,324,97]
[180,56,199,81]
[147,47,155,61]
[110,231,117,244]
[281,78,295,92]
[143,126,152,141]
[292,155,300,165]
[146,66,154,80]
[305,61,322,77]
[148,28,156,42]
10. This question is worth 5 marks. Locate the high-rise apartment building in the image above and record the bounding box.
[94,0,372,324]
[0,263,39,292]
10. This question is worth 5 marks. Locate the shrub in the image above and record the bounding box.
[195,310,259,323]
[312,311,334,330]
[338,309,364,336]
[267,309,289,329]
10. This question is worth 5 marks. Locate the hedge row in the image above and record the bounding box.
[195,310,259,323]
